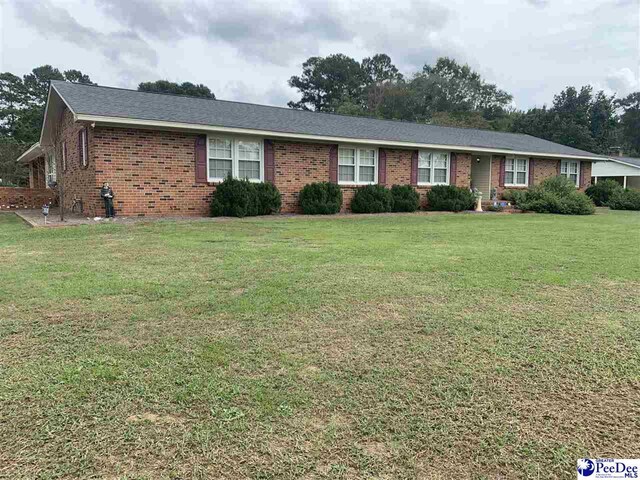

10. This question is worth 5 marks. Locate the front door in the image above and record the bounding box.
[470,155,492,198]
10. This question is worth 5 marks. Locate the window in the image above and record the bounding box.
[47,153,56,185]
[207,136,263,182]
[560,160,580,186]
[62,141,67,171]
[338,147,377,184]
[505,157,528,186]
[418,150,449,185]
[80,128,88,167]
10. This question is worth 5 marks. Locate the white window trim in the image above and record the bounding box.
[80,129,88,167]
[337,145,378,185]
[504,157,529,187]
[46,152,56,185]
[206,135,264,183]
[560,160,580,187]
[417,150,450,186]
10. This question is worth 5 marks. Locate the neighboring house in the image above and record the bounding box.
[17,81,604,216]
[591,155,640,189]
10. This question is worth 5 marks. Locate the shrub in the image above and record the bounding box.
[253,182,282,215]
[390,185,420,212]
[299,182,343,214]
[350,185,393,213]
[210,175,281,217]
[426,185,475,212]
[608,189,640,210]
[585,179,624,206]
[502,188,527,206]
[518,176,595,215]
[538,175,578,197]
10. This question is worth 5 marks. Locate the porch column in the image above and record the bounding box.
[623,176,627,189]
[594,176,598,185]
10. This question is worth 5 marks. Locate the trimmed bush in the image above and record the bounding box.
[390,185,420,212]
[538,175,578,197]
[426,185,475,212]
[608,189,640,210]
[299,182,343,214]
[210,175,281,217]
[518,176,595,215]
[253,182,282,215]
[585,179,624,206]
[350,185,393,213]
[502,188,527,206]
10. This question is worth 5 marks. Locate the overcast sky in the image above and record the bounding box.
[1,0,638,109]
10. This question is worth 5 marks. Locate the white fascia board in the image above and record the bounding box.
[75,113,605,161]
[15,142,42,163]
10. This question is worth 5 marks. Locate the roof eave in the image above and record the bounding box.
[75,113,605,162]
[15,142,43,163]
[39,83,77,147]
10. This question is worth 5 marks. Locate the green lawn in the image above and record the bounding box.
[1,210,639,479]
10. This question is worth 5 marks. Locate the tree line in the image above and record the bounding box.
[1,56,638,186]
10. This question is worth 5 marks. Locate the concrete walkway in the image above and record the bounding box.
[13,208,146,227]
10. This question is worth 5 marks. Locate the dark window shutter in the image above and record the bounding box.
[264,139,275,183]
[557,160,562,176]
[449,153,457,185]
[528,159,535,186]
[410,150,418,186]
[194,135,207,183]
[378,149,387,185]
[63,142,67,171]
[84,127,89,166]
[499,158,506,187]
[329,144,338,183]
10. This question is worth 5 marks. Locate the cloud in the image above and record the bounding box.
[604,67,640,96]
[222,80,295,107]
[93,0,455,69]
[524,0,549,7]
[10,0,158,82]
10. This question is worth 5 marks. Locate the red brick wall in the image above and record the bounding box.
[54,120,593,215]
[274,145,472,212]
[273,141,331,213]
[93,126,215,216]
[580,161,592,190]
[56,109,99,215]
[0,187,57,210]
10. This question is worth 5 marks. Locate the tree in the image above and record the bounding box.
[511,86,619,154]
[616,92,640,155]
[288,54,368,112]
[0,66,95,186]
[0,66,96,144]
[137,80,215,99]
[419,57,513,118]
[0,138,29,186]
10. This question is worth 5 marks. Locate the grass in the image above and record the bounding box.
[0,209,639,479]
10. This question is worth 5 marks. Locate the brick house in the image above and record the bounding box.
[18,81,603,217]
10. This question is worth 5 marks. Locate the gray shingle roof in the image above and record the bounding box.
[611,156,640,168]
[51,80,603,159]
